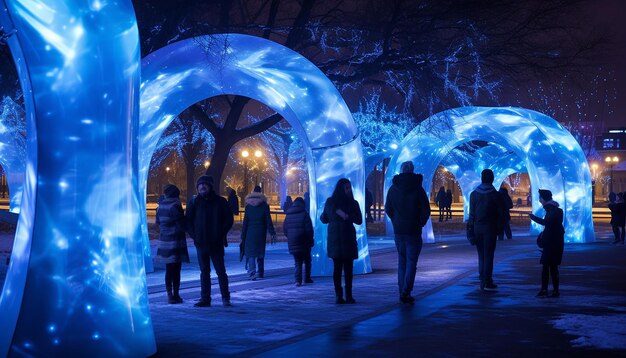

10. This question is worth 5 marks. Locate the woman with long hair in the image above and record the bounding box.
[320,178,363,304]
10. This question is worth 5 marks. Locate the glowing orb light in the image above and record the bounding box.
[0,1,156,356]
[140,34,371,276]
[386,107,594,243]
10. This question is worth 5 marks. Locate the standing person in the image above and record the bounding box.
[241,185,276,280]
[467,169,505,291]
[320,178,362,304]
[498,188,514,240]
[304,191,310,213]
[617,193,626,244]
[608,192,626,244]
[435,186,446,222]
[156,184,190,304]
[365,188,374,223]
[530,189,565,298]
[186,175,234,307]
[284,197,314,286]
[283,195,293,212]
[385,161,431,304]
[445,189,453,221]
[228,188,239,216]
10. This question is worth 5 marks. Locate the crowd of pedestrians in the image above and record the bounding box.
[154,165,567,307]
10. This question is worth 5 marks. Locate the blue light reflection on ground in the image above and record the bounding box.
[140,34,370,276]
[386,107,594,244]
[0,1,155,356]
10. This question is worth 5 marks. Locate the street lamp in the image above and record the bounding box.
[254,150,263,186]
[241,150,250,196]
[605,156,619,193]
[204,160,210,169]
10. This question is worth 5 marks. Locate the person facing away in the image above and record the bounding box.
[365,187,374,223]
[608,192,626,244]
[227,188,239,216]
[186,175,234,307]
[467,169,505,292]
[320,178,362,304]
[384,161,431,304]
[283,197,314,286]
[283,195,293,212]
[241,185,276,280]
[530,189,565,298]
[445,189,453,221]
[156,184,190,304]
[435,186,446,222]
[498,187,514,240]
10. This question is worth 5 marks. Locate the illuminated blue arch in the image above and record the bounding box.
[386,107,594,243]
[0,136,25,214]
[140,34,371,276]
[0,2,155,356]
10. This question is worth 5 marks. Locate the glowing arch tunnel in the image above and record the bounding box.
[140,34,371,276]
[386,107,594,243]
[0,1,155,356]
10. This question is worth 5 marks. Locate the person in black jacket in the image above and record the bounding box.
[498,188,514,240]
[284,197,314,286]
[186,175,234,307]
[156,184,190,304]
[445,189,453,221]
[241,186,276,280]
[227,188,239,216]
[467,169,505,291]
[385,161,431,304]
[530,189,565,298]
[321,178,362,304]
[435,186,446,222]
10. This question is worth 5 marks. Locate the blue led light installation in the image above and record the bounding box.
[386,107,594,243]
[0,99,25,213]
[0,1,155,356]
[140,34,371,276]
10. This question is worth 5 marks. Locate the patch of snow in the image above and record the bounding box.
[551,313,626,349]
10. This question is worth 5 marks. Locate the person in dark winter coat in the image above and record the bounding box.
[241,185,276,280]
[608,192,626,244]
[445,189,453,221]
[283,195,293,212]
[385,161,431,304]
[186,175,234,307]
[365,188,374,223]
[617,192,626,244]
[320,178,362,304]
[156,184,190,304]
[467,169,505,291]
[228,188,239,216]
[530,189,565,298]
[498,188,514,240]
[435,186,446,222]
[284,197,314,286]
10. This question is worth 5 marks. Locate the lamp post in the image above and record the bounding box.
[591,163,598,203]
[254,150,263,186]
[605,156,619,193]
[241,150,250,196]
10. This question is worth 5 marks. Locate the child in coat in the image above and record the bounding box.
[283,197,314,286]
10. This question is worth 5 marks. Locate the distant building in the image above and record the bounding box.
[595,128,626,200]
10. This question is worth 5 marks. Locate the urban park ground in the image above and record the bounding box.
[0,204,625,357]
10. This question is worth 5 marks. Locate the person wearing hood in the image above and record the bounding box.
[467,169,505,292]
[283,197,314,286]
[385,161,431,304]
[227,188,239,216]
[156,184,190,304]
[241,185,276,280]
[530,189,565,298]
[186,175,234,307]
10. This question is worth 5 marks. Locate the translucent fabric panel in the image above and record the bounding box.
[0,1,155,356]
[140,34,370,275]
[386,107,594,243]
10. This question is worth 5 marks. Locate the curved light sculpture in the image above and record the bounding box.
[0,114,25,213]
[140,34,370,276]
[386,107,594,243]
[0,1,155,356]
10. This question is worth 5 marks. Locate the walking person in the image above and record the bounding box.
[320,178,363,304]
[156,184,190,304]
[498,188,514,240]
[617,193,626,244]
[608,192,626,244]
[284,197,314,286]
[385,161,431,304]
[365,187,374,223]
[227,188,239,216]
[283,195,293,212]
[241,185,276,280]
[186,175,234,307]
[530,189,565,298]
[435,186,446,222]
[445,188,453,221]
[467,169,505,291]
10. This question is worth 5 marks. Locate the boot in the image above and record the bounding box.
[173,283,183,304]
[166,286,176,304]
[345,286,356,304]
[335,287,345,304]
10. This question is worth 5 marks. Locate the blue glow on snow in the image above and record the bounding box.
[386,107,594,243]
[140,34,370,276]
[0,1,155,356]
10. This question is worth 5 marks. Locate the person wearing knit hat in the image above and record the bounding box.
[466,169,506,292]
[530,189,565,298]
[186,175,234,307]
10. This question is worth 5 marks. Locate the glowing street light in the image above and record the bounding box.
[204,160,210,169]
[605,156,619,193]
